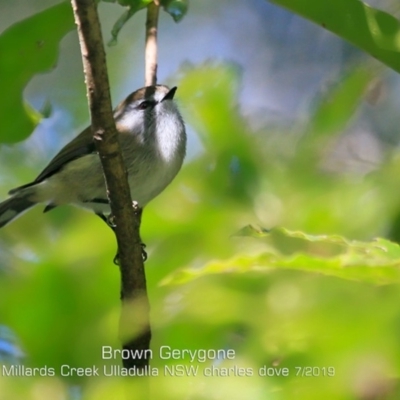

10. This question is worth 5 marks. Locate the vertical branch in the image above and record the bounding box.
[70,0,151,373]
[145,0,160,86]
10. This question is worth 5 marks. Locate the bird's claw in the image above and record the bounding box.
[113,243,147,266]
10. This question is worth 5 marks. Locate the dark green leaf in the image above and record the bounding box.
[161,0,188,22]
[39,100,53,119]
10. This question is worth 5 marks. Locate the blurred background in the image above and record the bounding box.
[1,0,400,399]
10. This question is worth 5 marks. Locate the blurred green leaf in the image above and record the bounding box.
[178,63,242,153]
[161,0,188,22]
[117,0,151,8]
[233,224,270,238]
[108,0,152,45]
[0,2,74,143]
[163,229,400,285]
[108,0,188,46]
[270,0,400,73]
[39,99,53,119]
[308,68,373,139]
[107,0,188,45]
[175,63,260,206]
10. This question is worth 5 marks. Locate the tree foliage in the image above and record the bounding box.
[1,1,400,399]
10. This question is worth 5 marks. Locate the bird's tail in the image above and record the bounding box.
[0,195,36,228]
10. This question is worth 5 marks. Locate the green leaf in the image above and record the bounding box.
[108,0,152,45]
[108,0,188,44]
[0,2,74,143]
[117,0,151,7]
[39,99,53,119]
[233,224,270,238]
[308,68,373,139]
[270,0,400,74]
[163,229,400,286]
[161,0,188,22]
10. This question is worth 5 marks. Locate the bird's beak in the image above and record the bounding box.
[162,86,177,102]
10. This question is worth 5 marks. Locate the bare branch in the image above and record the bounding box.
[70,0,151,371]
[145,0,160,86]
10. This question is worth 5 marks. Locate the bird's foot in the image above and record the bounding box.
[113,243,147,266]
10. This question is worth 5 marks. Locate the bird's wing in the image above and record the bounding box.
[9,126,95,195]
[35,125,95,182]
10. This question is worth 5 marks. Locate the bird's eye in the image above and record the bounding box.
[138,101,152,110]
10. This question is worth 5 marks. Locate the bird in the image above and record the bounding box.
[0,85,187,231]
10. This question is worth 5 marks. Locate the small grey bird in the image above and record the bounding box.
[0,85,186,228]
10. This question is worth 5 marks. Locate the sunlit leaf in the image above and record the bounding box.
[163,229,400,285]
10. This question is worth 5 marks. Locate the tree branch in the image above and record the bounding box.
[145,0,160,86]
[70,0,151,371]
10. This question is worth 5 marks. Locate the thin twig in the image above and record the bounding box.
[70,0,151,372]
[145,0,160,86]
